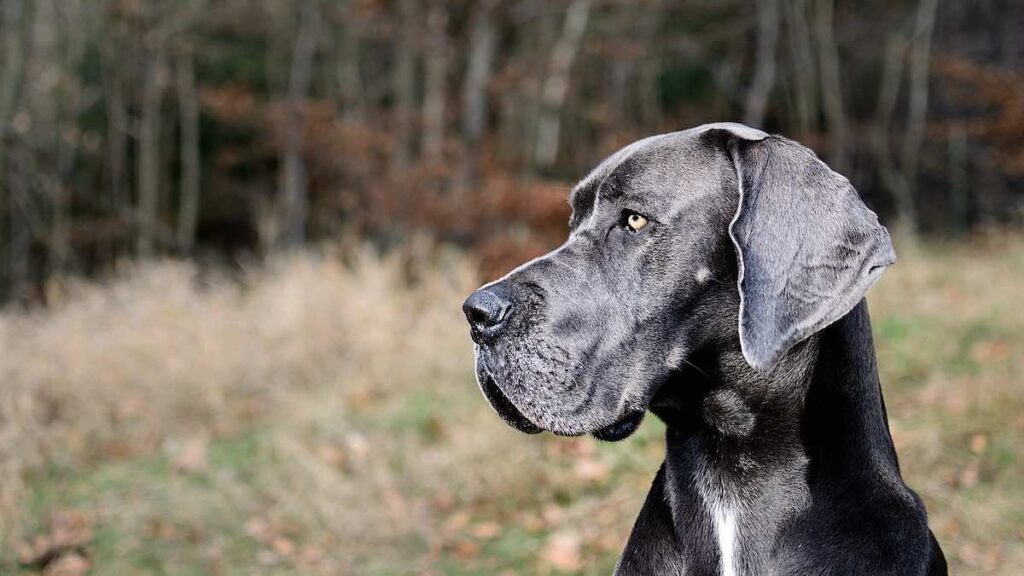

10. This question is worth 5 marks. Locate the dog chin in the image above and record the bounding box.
[480,374,647,443]
[477,360,647,441]
[478,373,543,434]
[591,410,646,441]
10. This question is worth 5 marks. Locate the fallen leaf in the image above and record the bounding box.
[958,462,980,488]
[470,522,502,540]
[432,489,455,513]
[970,340,1010,362]
[316,444,347,469]
[541,504,564,525]
[272,537,296,557]
[969,433,988,454]
[541,530,583,572]
[298,545,324,567]
[521,513,546,533]
[444,511,471,534]
[43,552,90,576]
[173,436,209,473]
[452,540,480,559]
[574,458,610,482]
[245,517,270,540]
[18,511,94,569]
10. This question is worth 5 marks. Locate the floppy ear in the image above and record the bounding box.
[708,126,896,371]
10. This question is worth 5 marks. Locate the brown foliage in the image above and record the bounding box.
[934,56,1024,176]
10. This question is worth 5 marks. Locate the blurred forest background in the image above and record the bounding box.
[0,0,1022,300]
[0,0,1022,574]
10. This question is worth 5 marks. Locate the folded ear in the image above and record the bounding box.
[710,126,896,371]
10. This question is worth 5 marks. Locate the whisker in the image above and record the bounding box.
[681,357,712,380]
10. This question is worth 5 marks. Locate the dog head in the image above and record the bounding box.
[463,123,894,440]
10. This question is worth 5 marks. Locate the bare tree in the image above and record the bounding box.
[420,1,448,162]
[1,0,34,300]
[461,0,499,188]
[948,126,969,233]
[175,48,201,253]
[813,0,848,173]
[897,0,938,234]
[0,0,33,293]
[137,43,167,257]
[871,0,938,236]
[636,0,665,130]
[872,31,908,228]
[534,0,592,169]
[743,0,780,128]
[390,0,418,176]
[784,0,818,140]
[0,0,30,143]
[103,44,129,233]
[336,6,365,121]
[6,143,32,302]
[50,0,91,276]
[278,0,321,248]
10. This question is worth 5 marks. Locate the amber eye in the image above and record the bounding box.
[626,213,648,232]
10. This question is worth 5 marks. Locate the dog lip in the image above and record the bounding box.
[592,410,645,442]
[479,372,544,435]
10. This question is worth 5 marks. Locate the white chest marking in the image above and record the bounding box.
[712,504,737,576]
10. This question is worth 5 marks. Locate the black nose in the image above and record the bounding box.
[463,284,514,342]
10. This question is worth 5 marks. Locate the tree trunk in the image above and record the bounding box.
[636,0,665,130]
[872,31,908,229]
[137,45,166,257]
[336,11,365,121]
[534,0,592,169]
[743,0,779,128]
[175,49,201,253]
[7,145,31,303]
[948,126,969,233]
[520,0,558,172]
[897,0,938,234]
[460,0,498,188]
[390,0,418,176]
[813,0,848,173]
[0,0,30,136]
[278,0,320,249]
[104,54,128,252]
[51,7,79,278]
[420,1,448,162]
[0,0,33,297]
[784,0,817,141]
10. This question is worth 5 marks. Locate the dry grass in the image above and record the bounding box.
[0,236,1021,574]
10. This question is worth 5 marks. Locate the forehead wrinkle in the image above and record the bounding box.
[578,136,671,227]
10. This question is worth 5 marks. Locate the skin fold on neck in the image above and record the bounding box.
[643,300,904,572]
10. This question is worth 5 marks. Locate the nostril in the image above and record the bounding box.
[467,305,491,327]
[462,287,514,333]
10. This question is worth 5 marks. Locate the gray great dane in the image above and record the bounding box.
[462,123,946,575]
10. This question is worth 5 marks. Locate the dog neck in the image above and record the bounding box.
[647,300,902,574]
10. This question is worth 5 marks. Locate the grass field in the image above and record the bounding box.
[0,235,1021,575]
